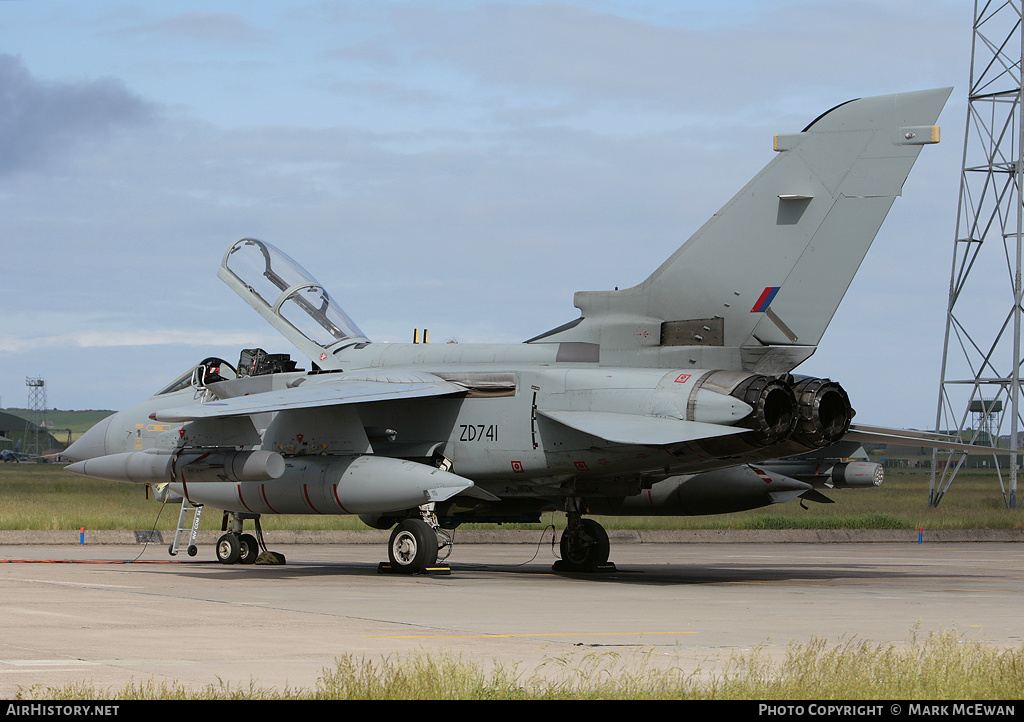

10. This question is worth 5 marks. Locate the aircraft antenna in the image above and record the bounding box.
[932,0,1024,509]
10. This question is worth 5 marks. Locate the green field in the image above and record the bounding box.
[0,463,1020,531]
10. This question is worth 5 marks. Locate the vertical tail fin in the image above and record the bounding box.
[531,88,952,372]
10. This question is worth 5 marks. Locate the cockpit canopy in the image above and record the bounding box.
[218,238,369,369]
[156,357,237,396]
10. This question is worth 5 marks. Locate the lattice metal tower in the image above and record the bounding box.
[24,377,46,456]
[932,1,1024,509]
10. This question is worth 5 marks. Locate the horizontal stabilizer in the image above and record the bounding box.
[537,409,746,446]
[152,375,465,422]
[845,424,1014,454]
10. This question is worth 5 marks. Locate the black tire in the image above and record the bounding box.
[216,533,241,564]
[559,518,610,571]
[387,519,438,574]
[238,533,259,564]
[187,545,198,557]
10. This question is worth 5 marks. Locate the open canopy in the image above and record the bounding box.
[218,238,369,368]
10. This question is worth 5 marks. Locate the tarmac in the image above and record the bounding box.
[0,530,1022,697]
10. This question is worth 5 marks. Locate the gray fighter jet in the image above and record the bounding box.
[1,440,36,463]
[66,88,970,572]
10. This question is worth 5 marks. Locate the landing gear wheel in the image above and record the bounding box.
[238,533,259,564]
[558,518,611,572]
[216,533,241,565]
[387,519,438,574]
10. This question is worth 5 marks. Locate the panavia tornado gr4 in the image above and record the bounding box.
[66,87,969,573]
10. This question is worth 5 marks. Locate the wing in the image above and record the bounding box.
[151,373,466,423]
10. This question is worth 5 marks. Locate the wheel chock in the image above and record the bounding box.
[255,551,287,565]
[551,561,617,573]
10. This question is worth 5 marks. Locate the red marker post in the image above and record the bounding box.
[80,527,85,545]
[918,527,923,544]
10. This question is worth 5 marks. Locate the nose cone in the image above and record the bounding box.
[65,414,114,462]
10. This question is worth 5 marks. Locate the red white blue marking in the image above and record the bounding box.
[751,286,780,313]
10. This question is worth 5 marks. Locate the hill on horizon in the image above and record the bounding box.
[0,409,116,446]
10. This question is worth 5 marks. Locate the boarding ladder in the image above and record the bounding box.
[169,498,203,557]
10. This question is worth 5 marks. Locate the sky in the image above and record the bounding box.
[0,0,990,430]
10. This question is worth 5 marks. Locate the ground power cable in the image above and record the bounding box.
[126,494,170,562]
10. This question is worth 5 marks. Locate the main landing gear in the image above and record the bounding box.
[379,503,452,575]
[554,504,615,573]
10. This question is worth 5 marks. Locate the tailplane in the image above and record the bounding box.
[530,88,952,373]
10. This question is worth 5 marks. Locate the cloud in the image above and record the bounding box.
[387,1,966,128]
[0,329,275,354]
[0,54,154,174]
[122,12,271,46]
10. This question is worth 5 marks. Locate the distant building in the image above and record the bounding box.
[0,411,68,455]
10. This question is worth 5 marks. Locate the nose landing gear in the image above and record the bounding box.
[216,512,283,565]
[216,531,259,565]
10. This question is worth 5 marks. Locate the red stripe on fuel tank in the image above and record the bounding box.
[303,484,322,514]
[260,484,279,514]
[236,483,256,513]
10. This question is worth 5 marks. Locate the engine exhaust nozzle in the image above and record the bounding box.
[730,374,798,444]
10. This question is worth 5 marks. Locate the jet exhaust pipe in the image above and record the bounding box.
[708,373,853,450]
[664,372,859,470]
[668,371,800,466]
[684,370,798,448]
[790,377,854,448]
[728,374,798,444]
[66,449,285,484]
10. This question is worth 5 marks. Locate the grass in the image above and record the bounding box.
[14,629,1024,700]
[0,463,1021,531]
